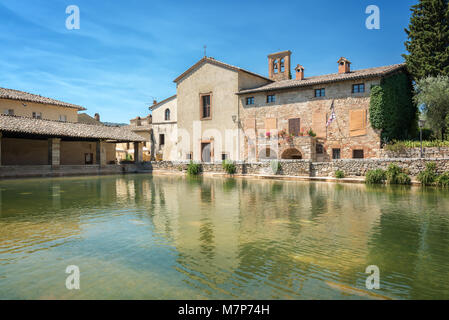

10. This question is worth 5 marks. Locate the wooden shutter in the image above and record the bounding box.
[349,109,367,137]
[312,112,327,138]
[244,118,256,129]
[265,118,277,131]
[288,118,300,136]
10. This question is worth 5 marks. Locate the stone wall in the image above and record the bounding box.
[311,158,449,177]
[141,160,311,176]
[143,158,449,178]
[380,147,449,159]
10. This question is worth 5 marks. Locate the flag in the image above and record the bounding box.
[326,101,336,127]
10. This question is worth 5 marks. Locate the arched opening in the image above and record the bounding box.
[273,59,278,74]
[281,148,302,159]
[259,147,277,160]
[164,108,170,121]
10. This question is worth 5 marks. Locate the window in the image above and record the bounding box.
[273,59,278,74]
[316,144,324,154]
[201,94,211,119]
[280,58,285,72]
[353,149,364,159]
[267,95,276,103]
[221,153,228,161]
[332,148,341,160]
[32,112,42,119]
[246,97,255,105]
[164,109,170,121]
[59,115,67,122]
[159,134,165,146]
[186,153,193,160]
[3,109,14,116]
[352,83,365,93]
[315,88,325,97]
[288,118,301,136]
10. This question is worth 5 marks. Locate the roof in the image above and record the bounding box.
[173,57,273,83]
[77,113,101,125]
[0,87,85,110]
[0,114,145,142]
[150,94,177,110]
[237,63,406,95]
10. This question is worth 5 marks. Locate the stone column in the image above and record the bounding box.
[48,138,61,167]
[96,140,107,167]
[0,132,2,166]
[134,142,143,163]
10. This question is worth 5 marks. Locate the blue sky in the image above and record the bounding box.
[0,0,416,123]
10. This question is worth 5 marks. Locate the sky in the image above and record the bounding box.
[0,0,417,123]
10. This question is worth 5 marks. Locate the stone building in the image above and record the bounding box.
[116,114,153,162]
[0,87,145,170]
[238,51,407,161]
[163,51,407,162]
[150,95,177,161]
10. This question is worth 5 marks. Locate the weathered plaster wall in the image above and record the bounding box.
[0,99,79,123]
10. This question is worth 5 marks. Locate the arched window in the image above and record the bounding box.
[280,58,285,72]
[164,108,170,121]
[273,59,278,73]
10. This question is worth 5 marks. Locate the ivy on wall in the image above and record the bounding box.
[369,72,417,142]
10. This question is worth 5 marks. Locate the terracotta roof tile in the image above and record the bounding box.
[0,114,145,142]
[0,87,85,110]
[237,63,406,95]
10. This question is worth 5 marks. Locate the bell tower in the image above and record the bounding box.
[268,50,291,81]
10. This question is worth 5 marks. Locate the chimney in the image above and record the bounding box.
[295,64,305,80]
[337,57,351,74]
[94,113,100,122]
[268,50,292,81]
[153,100,157,106]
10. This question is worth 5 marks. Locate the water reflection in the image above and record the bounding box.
[0,175,449,299]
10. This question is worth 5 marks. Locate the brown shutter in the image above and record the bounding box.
[312,112,327,138]
[288,118,300,136]
[265,118,277,131]
[349,109,367,137]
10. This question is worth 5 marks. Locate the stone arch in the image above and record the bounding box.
[259,147,277,160]
[281,148,302,159]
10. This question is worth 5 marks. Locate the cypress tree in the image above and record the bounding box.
[402,0,449,80]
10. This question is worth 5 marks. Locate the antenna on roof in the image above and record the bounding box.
[204,45,207,57]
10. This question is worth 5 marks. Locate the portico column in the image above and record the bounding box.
[96,140,107,167]
[48,138,61,168]
[0,132,3,166]
[0,132,2,166]
[134,142,143,163]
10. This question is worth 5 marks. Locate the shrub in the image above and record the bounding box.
[307,129,317,137]
[222,160,237,175]
[396,173,412,185]
[187,161,201,176]
[270,160,281,175]
[385,164,411,185]
[417,162,438,185]
[436,172,449,188]
[335,170,345,179]
[365,169,386,184]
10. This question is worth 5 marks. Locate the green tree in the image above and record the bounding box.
[402,0,449,80]
[414,76,449,139]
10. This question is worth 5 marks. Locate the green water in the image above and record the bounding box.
[0,174,449,300]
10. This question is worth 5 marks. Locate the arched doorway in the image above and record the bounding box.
[259,147,277,160]
[281,148,302,159]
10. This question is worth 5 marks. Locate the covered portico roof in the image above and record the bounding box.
[0,115,145,142]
